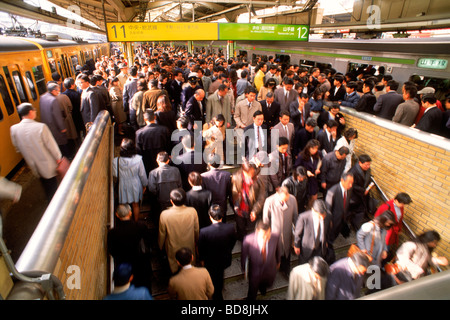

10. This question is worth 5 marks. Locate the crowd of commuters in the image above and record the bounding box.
[9,43,448,301]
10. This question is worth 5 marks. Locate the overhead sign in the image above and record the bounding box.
[219,23,309,41]
[106,22,310,42]
[106,22,219,42]
[417,58,448,70]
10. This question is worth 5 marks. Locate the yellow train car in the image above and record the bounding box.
[0,36,109,177]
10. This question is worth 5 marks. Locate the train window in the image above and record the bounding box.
[57,60,65,79]
[238,50,248,60]
[12,71,28,103]
[347,63,380,78]
[276,54,291,65]
[32,65,47,96]
[25,71,38,100]
[2,67,19,107]
[299,59,332,72]
[48,59,58,74]
[252,54,268,65]
[71,55,79,73]
[0,75,14,116]
[61,55,72,77]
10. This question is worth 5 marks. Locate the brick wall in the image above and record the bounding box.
[53,126,112,300]
[341,108,450,263]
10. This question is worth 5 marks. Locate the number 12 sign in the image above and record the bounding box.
[219,23,309,41]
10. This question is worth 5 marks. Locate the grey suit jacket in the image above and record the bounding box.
[294,210,332,264]
[274,87,298,113]
[80,86,101,124]
[205,91,232,125]
[263,192,298,257]
[373,91,403,120]
[39,92,67,145]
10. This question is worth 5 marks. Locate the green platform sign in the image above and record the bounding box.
[219,23,309,41]
[417,58,448,70]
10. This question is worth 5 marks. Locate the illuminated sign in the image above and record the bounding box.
[219,23,309,41]
[417,58,448,70]
[107,22,310,42]
[107,22,219,42]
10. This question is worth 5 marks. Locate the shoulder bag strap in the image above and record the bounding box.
[369,221,376,257]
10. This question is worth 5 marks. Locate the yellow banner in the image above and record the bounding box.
[107,22,219,42]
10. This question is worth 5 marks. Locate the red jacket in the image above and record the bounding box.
[374,199,403,246]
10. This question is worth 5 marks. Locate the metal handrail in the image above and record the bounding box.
[15,111,111,275]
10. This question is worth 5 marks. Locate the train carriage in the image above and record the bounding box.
[0,36,109,177]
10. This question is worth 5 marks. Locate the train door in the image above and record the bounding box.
[0,66,24,175]
[60,54,73,78]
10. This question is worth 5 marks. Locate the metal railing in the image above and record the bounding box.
[8,111,113,300]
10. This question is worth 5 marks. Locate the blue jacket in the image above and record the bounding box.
[340,92,360,109]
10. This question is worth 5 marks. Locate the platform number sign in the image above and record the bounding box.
[297,26,309,40]
[111,25,126,39]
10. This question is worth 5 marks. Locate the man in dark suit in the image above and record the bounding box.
[107,204,152,291]
[292,117,317,158]
[168,70,184,111]
[414,94,443,135]
[174,134,207,191]
[348,154,374,231]
[241,220,281,300]
[289,93,311,131]
[78,74,102,125]
[355,79,377,114]
[259,91,280,131]
[63,77,84,142]
[39,82,68,156]
[373,80,403,120]
[185,89,206,132]
[198,205,237,300]
[91,74,112,117]
[294,199,334,265]
[325,172,354,244]
[267,137,292,195]
[201,153,232,221]
[186,172,212,229]
[244,110,269,160]
[325,75,346,103]
[273,77,298,112]
[317,119,338,156]
[135,109,170,175]
[317,104,346,139]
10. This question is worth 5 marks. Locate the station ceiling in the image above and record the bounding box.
[50,0,317,27]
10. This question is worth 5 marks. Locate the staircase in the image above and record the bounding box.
[141,165,356,301]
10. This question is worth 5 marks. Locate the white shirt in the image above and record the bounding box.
[312,211,324,241]
[253,123,265,148]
